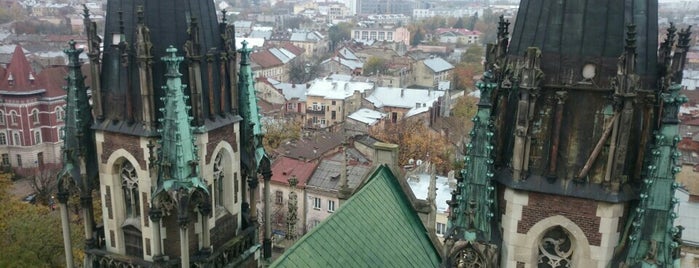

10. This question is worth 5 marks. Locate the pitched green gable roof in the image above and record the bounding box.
[271,165,441,268]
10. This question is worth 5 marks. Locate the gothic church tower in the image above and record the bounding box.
[444,1,691,267]
[56,1,264,266]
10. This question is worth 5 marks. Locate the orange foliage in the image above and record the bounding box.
[370,119,453,173]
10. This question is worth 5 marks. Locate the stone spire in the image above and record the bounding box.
[56,40,99,267]
[443,71,499,267]
[238,40,273,260]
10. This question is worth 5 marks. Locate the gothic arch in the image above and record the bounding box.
[209,141,238,215]
[103,149,146,257]
[525,215,592,267]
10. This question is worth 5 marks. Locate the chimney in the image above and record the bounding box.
[373,142,399,171]
[400,88,404,97]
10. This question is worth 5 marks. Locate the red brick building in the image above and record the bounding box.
[0,45,66,174]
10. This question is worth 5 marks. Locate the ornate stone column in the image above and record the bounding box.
[179,216,189,268]
[58,191,74,268]
[149,207,164,262]
[198,203,211,254]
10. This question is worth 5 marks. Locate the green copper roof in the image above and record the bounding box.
[447,71,498,243]
[238,40,269,172]
[153,46,207,195]
[622,84,687,267]
[57,40,98,190]
[271,165,441,267]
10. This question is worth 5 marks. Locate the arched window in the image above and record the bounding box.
[10,111,18,125]
[55,106,65,122]
[538,226,573,268]
[12,132,20,146]
[33,131,41,144]
[121,161,140,218]
[0,133,6,145]
[213,152,224,207]
[0,111,5,125]
[31,109,39,125]
[120,160,143,258]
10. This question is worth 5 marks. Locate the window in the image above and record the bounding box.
[436,222,447,236]
[331,111,336,120]
[0,111,5,125]
[328,200,335,212]
[121,161,140,218]
[1,154,8,166]
[538,226,573,267]
[12,132,20,146]
[275,191,284,205]
[16,154,21,167]
[313,197,321,209]
[33,131,41,144]
[59,128,65,139]
[55,106,65,122]
[312,102,319,111]
[387,32,393,40]
[37,152,43,167]
[0,133,6,145]
[10,111,17,125]
[287,103,294,111]
[31,109,39,125]
[213,152,224,207]
[331,100,336,106]
[320,119,326,125]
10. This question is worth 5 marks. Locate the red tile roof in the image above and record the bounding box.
[36,66,67,98]
[0,45,37,91]
[270,156,318,188]
[250,50,282,69]
[281,43,305,56]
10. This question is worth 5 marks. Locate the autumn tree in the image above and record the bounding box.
[371,119,453,173]
[263,118,302,151]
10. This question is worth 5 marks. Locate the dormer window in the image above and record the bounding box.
[28,73,35,85]
[7,73,13,87]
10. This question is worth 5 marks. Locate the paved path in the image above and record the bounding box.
[11,178,34,199]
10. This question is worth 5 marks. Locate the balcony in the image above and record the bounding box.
[306,108,325,115]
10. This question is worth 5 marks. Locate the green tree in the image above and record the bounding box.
[461,45,484,64]
[467,13,479,30]
[288,59,320,84]
[453,17,465,29]
[363,57,387,76]
[328,22,352,51]
[0,173,84,267]
[411,29,424,47]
